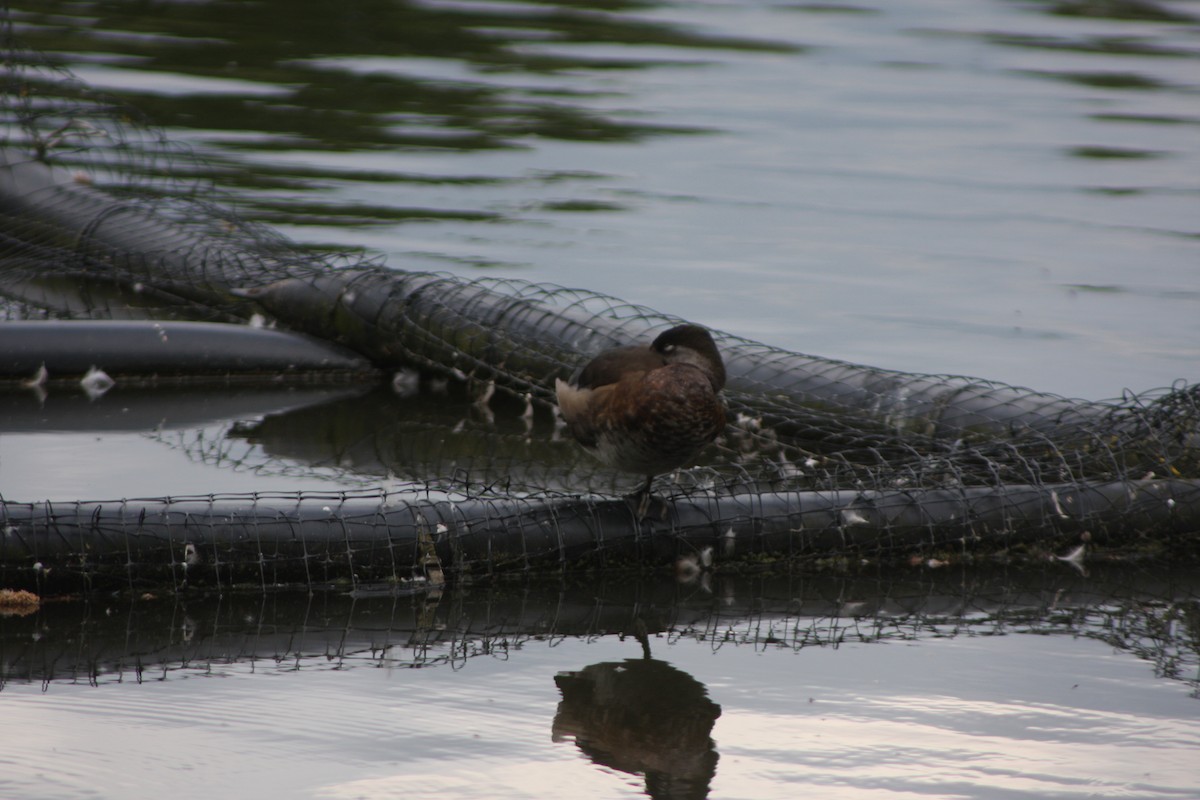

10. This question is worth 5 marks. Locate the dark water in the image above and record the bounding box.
[2,1,1200,797]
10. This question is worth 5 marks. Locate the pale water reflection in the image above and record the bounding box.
[5,633,1197,799]
[2,569,1198,799]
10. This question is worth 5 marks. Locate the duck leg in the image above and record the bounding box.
[635,474,654,520]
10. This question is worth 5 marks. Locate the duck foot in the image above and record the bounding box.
[631,479,670,521]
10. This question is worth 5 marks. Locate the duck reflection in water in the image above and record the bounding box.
[552,628,721,799]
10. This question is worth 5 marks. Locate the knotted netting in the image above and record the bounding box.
[0,38,1197,594]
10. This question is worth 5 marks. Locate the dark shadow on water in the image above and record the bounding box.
[1068,145,1165,160]
[0,378,791,495]
[4,0,799,227]
[1044,0,1197,23]
[7,0,1197,240]
[553,655,721,800]
[1018,69,1170,90]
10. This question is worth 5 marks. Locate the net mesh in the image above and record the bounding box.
[3,568,1197,699]
[0,36,1197,591]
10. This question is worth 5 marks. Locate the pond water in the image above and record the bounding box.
[2,0,1200,798]
[7,0,1198,403]
[3,569,1200,799]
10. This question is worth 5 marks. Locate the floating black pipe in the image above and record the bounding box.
[0,319,376,383]
[2,479,1196,593]
[0,148,1134,445]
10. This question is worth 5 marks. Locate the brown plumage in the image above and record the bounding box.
[555,324,726,505]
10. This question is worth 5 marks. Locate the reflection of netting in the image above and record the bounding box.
[148,423,389,489]
[151,386,706,495]
[0,41,1197,589]
[3,570,1197,698]
[676,570,1200,692]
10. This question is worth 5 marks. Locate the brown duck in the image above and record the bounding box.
[555,324,727,509]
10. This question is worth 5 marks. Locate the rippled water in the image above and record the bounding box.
[7,0,1198,402]
[2,1,1200,797]
[4,0,1199,500]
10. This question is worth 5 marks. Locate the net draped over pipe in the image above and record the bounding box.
[2,480,1198,595]
[0,43,1197,592]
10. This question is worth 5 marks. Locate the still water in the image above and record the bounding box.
[2,1,1200,798]
[3,569,1199,799]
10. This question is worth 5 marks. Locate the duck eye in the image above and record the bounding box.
[662,344,676,353]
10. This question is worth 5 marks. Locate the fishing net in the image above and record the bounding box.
[1,36,1198,593]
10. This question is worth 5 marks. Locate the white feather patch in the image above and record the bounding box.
[554,378,592,423]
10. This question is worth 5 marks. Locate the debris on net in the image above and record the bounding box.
[1,478,1197,594]
[0,39,1197,593]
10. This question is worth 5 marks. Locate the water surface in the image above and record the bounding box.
[3,569,1199,799]
[7,0,1198,399]
[2,2,1199,798]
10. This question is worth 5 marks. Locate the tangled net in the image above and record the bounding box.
[0,38,1197,593]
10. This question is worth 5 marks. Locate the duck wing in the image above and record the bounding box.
[576,345,663,389]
